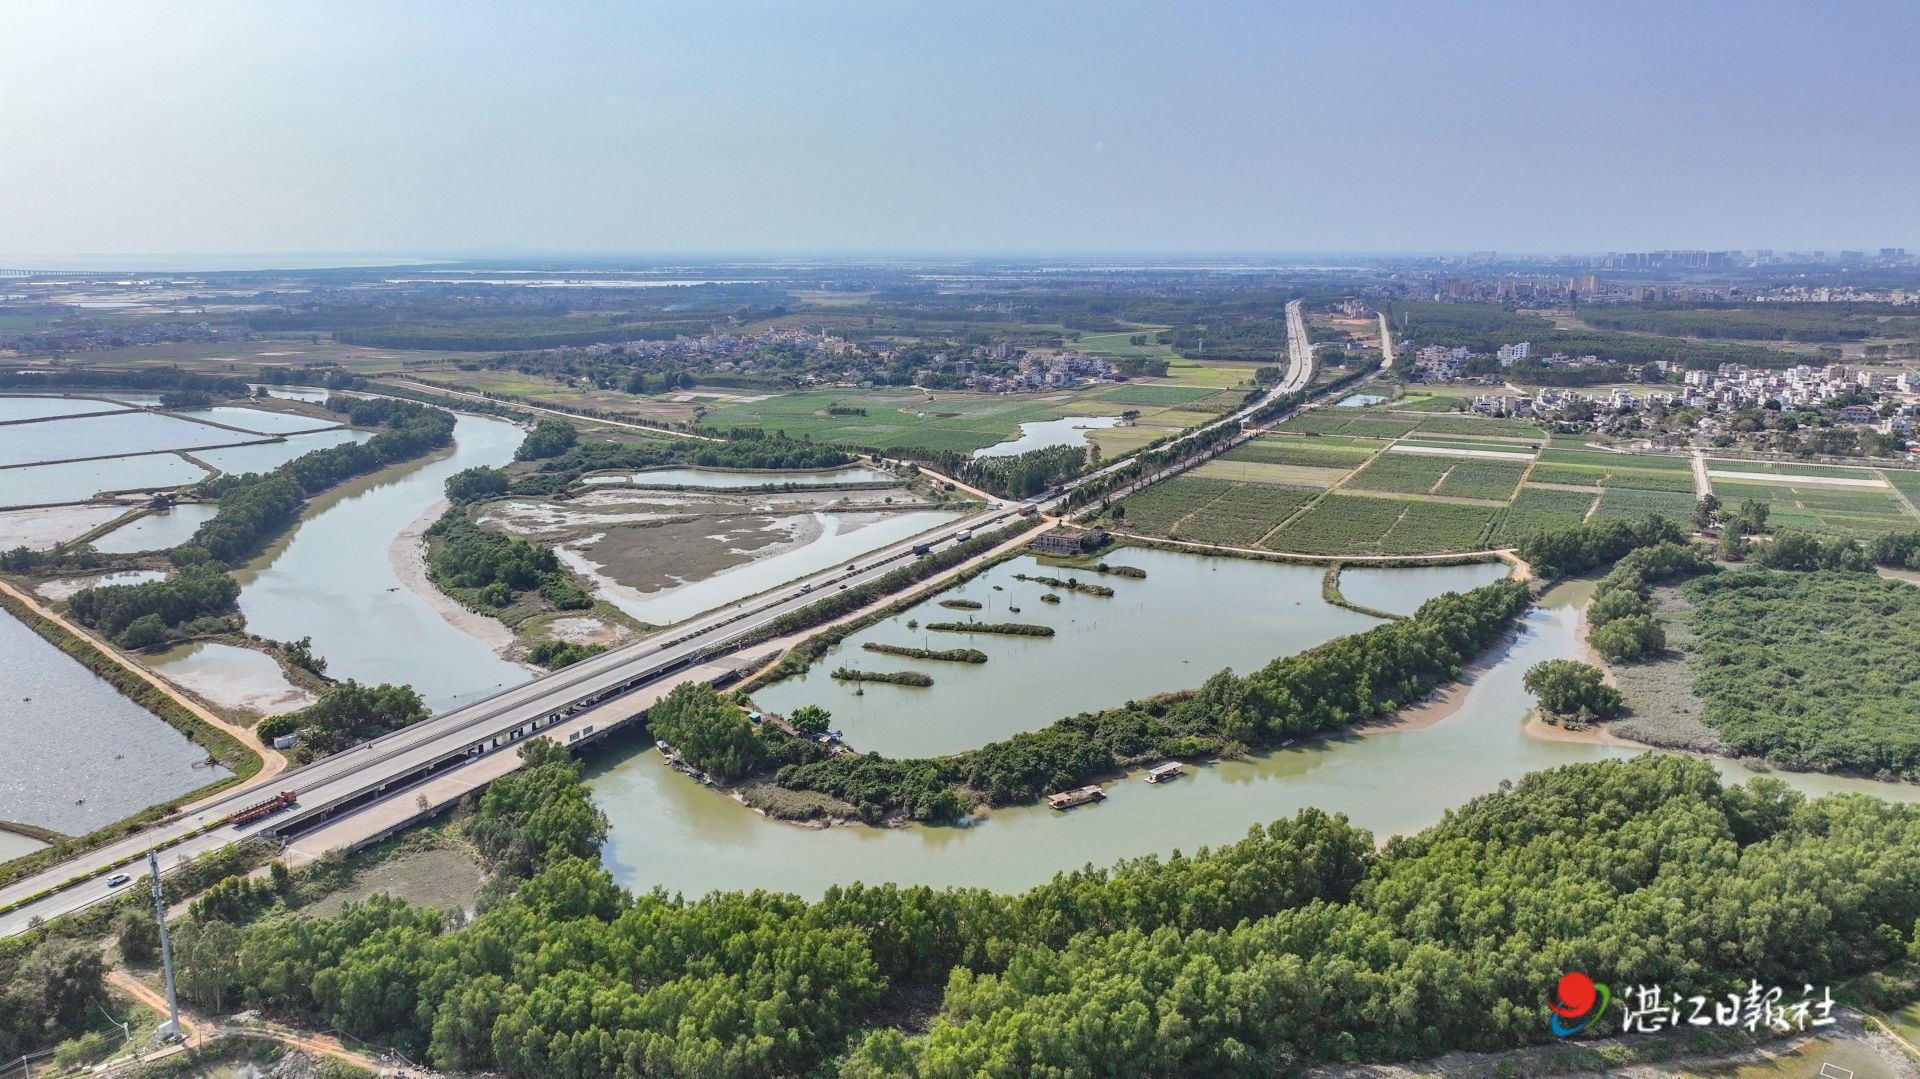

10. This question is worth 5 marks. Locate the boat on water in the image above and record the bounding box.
[1145,762,1184,784]
[1047,785,1105,810]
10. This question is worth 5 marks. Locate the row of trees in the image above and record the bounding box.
[189,398,456,564]
[157,751,1920,1076]
[772,580,1532,821]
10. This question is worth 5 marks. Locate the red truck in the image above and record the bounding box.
[230,790,298,827]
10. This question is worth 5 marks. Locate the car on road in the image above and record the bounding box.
[800,584,813,593]
[106,873,131,888]
[846,563,857,571]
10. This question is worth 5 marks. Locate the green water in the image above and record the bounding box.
[593,579,1920,899]
[750,547,1386,758]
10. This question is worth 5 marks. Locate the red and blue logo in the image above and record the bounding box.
[1549,972,1610,1036]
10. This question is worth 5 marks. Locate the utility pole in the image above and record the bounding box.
[146,852,181,1041]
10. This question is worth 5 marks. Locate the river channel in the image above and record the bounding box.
[591,576,1920,899]
[231,414,532,711]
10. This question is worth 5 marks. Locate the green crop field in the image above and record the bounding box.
[1265,493,1410,555]
[1433,458,1529,501]
[1590,488,1698,523]
[1489,486,1600,546]
[1393,438,1537,456]
[1377,501,1501,554]
[1885,469,1920,505]
[1093,384,1221,406]
[1222,435,1379,470]
[1712,479,1915,536]
[1407,413,1546,438]
[1110,476,1237,536]
[700,387,1195,453]
[1704,459,1882,480]
[1164,484,1319,546]
[1538,448,1691,471]
[1281,411,1426,438]
[1345,453,1454,495]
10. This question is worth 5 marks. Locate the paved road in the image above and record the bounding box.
[1377,311,1397,371]
[0,501,1019,936]
[1281,299,1315,393]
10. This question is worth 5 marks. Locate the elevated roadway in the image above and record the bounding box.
[0,302,1331,937]
[0,500,1022,936]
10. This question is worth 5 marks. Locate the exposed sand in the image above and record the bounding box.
[541,615,634,647]
[388,497,523,661]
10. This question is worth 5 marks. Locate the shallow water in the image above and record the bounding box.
[177,405,340,435]
[750,547,1388,757]
[232,414,531,711]
[1336,393,1388,407]
[0,830,47,861]
[0,611,228,833]
[34,569,168,602]
[0,411,262,466]
[89,503,221,553]
[0,395,130,422]
[1337,562,1511,616]
[0,454,209,508]
[191,428,374,476]
[972,415,1122,458]
[147,641,316,716]
[0,505,127,549]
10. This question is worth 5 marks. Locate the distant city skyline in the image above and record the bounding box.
[3,0,1916,257]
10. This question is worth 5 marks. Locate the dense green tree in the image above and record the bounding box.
[789,704,832,736]
[444,465,510,503]
[1522,659,1625,720]
[647,683,767,780]
[515,420,579,460]
[1589,613,1666,662]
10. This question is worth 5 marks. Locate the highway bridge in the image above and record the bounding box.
[0,329,1330,938]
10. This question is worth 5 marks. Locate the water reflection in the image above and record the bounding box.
[593,579,1920,898]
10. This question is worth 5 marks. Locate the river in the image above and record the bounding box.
[232,414,532,711]
[592,577,1920,899]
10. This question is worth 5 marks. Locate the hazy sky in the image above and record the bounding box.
[3,0,1916,257]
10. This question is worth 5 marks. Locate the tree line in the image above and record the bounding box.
[140,746,1920,1077]
[762,579,1531,822]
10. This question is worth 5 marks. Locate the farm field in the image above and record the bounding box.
[1191,459,1350,488]
[1109,475,1318,546]
[1262,493,1496,555]
[699,385,1214,454]
[1432,458,1529,501]
[1704,459,1883,480]
[1528,448,1696,492]
[1885,469,1920,506]
[1713,479,1916,536]
[1489,486,1600,545]
[1345,453,1454,495]
[1590,488,1698,523]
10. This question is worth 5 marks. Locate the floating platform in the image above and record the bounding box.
[1145,763,1184,784]
[1047,785,1106,810]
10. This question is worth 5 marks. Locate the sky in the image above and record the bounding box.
[2,0,1917,259]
